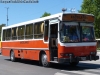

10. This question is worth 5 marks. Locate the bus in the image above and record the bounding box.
[1,12,99,67]
[0,41,1,54]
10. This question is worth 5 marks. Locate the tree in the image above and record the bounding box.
[41,12,51,18]
[0,24,6,41]
[79,0,100,38]
[0,24,6,33]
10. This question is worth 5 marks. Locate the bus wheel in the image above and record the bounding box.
[69,61,79,66]
[10,51,16,62]
[41,53,50,67]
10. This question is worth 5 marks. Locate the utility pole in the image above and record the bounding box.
[5,7,9,26]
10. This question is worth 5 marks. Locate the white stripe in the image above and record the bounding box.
[2,39,43,42]
[60,42,96,47]
[2,47,49,50]
[54,72,69,75]
[61,70,98,75]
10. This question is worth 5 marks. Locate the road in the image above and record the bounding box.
[0,52,100,75]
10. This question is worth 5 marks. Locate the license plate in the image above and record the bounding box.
[81,57,86,60]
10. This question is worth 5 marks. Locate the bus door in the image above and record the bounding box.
[49,19,59,61]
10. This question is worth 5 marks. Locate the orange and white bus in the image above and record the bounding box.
[1,12,99,67]
[0,41,1,53]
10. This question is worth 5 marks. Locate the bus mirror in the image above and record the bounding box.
[59,23,62,31]
[60,27,62,31]
[60,23,64,31]
[59,23,61,30]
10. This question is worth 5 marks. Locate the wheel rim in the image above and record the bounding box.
[10,52,14,60]
[41,54,48,66]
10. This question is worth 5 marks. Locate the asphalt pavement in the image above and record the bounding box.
[0,52,99,75]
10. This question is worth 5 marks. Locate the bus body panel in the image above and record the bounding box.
[0,41,1,53]
[58,43,97,58]
[2,40,48,48]
[2,40,50,61]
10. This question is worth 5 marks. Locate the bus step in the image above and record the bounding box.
[54,57,58,61]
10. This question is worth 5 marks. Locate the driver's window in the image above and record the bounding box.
[60,22,79,42]
[68,26,79,42]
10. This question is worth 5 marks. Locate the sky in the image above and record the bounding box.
[0,0,83,26]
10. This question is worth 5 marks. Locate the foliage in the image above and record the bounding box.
[0,24,6,41]
[0,24,6,30]
[79,0,100,38]
[41,12,51,18]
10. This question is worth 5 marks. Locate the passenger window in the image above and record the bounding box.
[18,25,25,40]
[34,22,44,39]
[3,30,6,41]
[12,27,17,40]
[25,23,33,39]
[6,28,11,40]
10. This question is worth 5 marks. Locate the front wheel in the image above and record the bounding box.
[41,53,50,67]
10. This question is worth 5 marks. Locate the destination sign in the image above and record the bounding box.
[62,14,94,22]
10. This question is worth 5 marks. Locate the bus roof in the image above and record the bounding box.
[2,12,94,30]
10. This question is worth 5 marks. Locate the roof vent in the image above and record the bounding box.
[70,8,76,13]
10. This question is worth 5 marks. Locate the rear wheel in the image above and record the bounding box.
[69,61,79,66]
[10,51,16,62]
[41,53,50,67]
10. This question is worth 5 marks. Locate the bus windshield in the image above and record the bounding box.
[60,22,80,42]
[81,23,95,42]
[60,22,95,42]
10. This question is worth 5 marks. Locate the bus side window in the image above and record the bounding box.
[25,23,33,39]
[18,25,25,40]
[12,27,17,40]
[6,28,11,40]
[34,22,44,39]
[3,30,6,41]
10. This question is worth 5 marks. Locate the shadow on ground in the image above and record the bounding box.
[5,58,100,71]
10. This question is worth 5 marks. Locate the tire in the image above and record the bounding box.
[10,51,16,62]
[69,61,79,66]
[41,53,50,67]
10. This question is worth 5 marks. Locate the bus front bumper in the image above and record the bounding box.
[58,55,99,63]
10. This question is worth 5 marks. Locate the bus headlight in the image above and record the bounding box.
[90,52,96,55]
